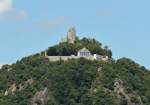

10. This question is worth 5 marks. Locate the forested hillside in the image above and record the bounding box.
[0,37,150,105]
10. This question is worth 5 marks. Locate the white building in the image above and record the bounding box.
[47,48,109,62]
[93,54,109,61]
[0,64,3,69]
[102,56,109,61]
[93,54,104,60]
[77,48,91,57]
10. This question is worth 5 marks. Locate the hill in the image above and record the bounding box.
[45,37,112,58]
[0,36,150,105]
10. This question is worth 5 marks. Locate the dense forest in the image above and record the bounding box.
[0,37,150,105]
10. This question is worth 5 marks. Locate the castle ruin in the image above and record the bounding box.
[67,27,76,44]
[61,27,76,44]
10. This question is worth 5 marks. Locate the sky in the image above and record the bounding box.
[0,0,150,69]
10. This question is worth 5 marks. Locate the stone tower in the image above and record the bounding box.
[67,27,76,44]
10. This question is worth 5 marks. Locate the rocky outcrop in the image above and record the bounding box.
[4,83,17,96]
[31,88,49,105]
[114,78,143,105]
[4,78,34,96]
[26,78,34,85]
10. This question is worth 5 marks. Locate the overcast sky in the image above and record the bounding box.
[0,0,150,69]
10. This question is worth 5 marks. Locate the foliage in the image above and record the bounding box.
[47,37,112,57]
[0,38,150,105]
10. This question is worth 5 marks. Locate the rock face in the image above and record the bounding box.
[67,27,76,44]
[114,78,143,105]
[114,78,129,98]
[4,78,34,96]
[4,83,17,96]
[31,88,49,105]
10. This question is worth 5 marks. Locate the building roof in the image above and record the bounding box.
[78,48,90,53]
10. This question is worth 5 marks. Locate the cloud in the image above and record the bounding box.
[0,0,27,20]
[0,0,12,14]
[44,16,70,28]
[16,16,70,33]
[0,10,27,20]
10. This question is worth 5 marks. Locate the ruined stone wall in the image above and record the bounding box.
[67,27,76,44]
[47,56,94,62]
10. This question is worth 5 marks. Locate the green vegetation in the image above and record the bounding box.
[46,37,112,57]
[0,38,150,105]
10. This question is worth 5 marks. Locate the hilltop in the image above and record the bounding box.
[0,28,150,105]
